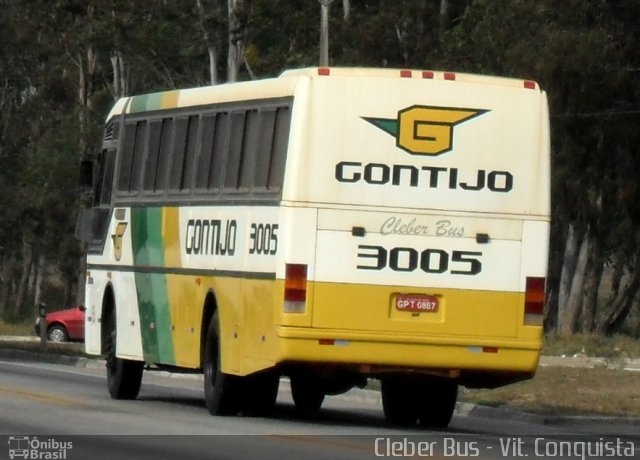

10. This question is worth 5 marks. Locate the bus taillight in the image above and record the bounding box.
[524,277,545,326]
[284,264,307,313]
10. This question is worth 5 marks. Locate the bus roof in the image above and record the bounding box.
[280,67,541,91]
[106,74,298,119]
[107,67,542,120]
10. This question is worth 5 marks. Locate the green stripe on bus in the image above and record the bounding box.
[131,208,175,365]
[129,91,179,113]
[129,94,150,113]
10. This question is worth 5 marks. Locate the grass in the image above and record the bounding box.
[0,339,87,356]
[460,366,640,417]
[460,333,640,417]
[0,320,35,336]
[543,332,640,359]
[0,320,86,357]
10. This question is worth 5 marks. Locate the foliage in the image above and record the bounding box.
[0,0,639,335]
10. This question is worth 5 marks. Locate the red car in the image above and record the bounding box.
[34,306,85,342]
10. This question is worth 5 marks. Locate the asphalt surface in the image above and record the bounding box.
[1,337,639,431]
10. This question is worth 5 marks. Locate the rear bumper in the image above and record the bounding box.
[276,326,541,388]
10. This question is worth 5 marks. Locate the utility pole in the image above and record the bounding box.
[319,0,335,66]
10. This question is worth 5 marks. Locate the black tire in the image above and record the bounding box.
[204,311,241,416]
[107,354,144,400]
[241,371,279,416]
[290,374,325,414]
[381,376,419,426]
[416,378,458,428]
[104,301,143,400]
[47,324,69,342]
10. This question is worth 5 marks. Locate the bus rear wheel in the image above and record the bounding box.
[242,371,279,416]
[381,376,419,426]
[416,378,458,428]
[381,376,458,428]
[204,311,241,416]
[290,374,325,414]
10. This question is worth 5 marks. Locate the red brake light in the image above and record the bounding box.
[422,71,434,79]
[318,68,330,76]
[525,277,545,325]
[444,72,456,81]
[400,69,412,78]
[284,264,307,313]
[524,80,536,90]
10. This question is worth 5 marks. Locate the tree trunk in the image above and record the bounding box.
[0,255,16,318]
[196,0,219,86]
[227,0,245,82]
[606,254,624,307]
[76,40,96,160]
[111,50,128,99]
[579,237,603,333]
[557,223,579,325]
[208,47,219,85]
[439,0,449,36]
[558,227,589,336]
[33,253,46,307]
[13,241,33,318]
[598,256,640,335]
[342,0,351,20]
[74,257,85,307]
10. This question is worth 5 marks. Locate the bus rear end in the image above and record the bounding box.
[276,68,550,426]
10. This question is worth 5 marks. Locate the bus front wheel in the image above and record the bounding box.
[105,307,143,400]
[107,356,144,400]
[204,311,241,416]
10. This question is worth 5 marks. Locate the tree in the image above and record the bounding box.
[1,0,639,337]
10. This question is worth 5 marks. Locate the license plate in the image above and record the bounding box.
[394,294,439,313]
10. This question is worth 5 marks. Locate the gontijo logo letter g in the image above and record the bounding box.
[364,105,488,156]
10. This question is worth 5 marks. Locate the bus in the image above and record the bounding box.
[76,67,550,427]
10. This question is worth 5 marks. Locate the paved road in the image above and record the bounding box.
[0,354,638,460]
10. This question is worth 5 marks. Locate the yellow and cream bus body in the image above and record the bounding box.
[77,67,550,427]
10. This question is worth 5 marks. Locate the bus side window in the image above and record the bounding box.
[117,123,136,192]
[238,109,260,190]
[99,149,116,206]
[209,112,229,191]
[117,120,147,195]
[93,151,107,206]
[195,114,215,192]
[129,120,147,193]
[254,109,276,189]
[143,120,162,192]
[155,118,174,192]
[225,111,246,190]
[180,115,200,191]
[268,106,291,191]
[169,117,189,192]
